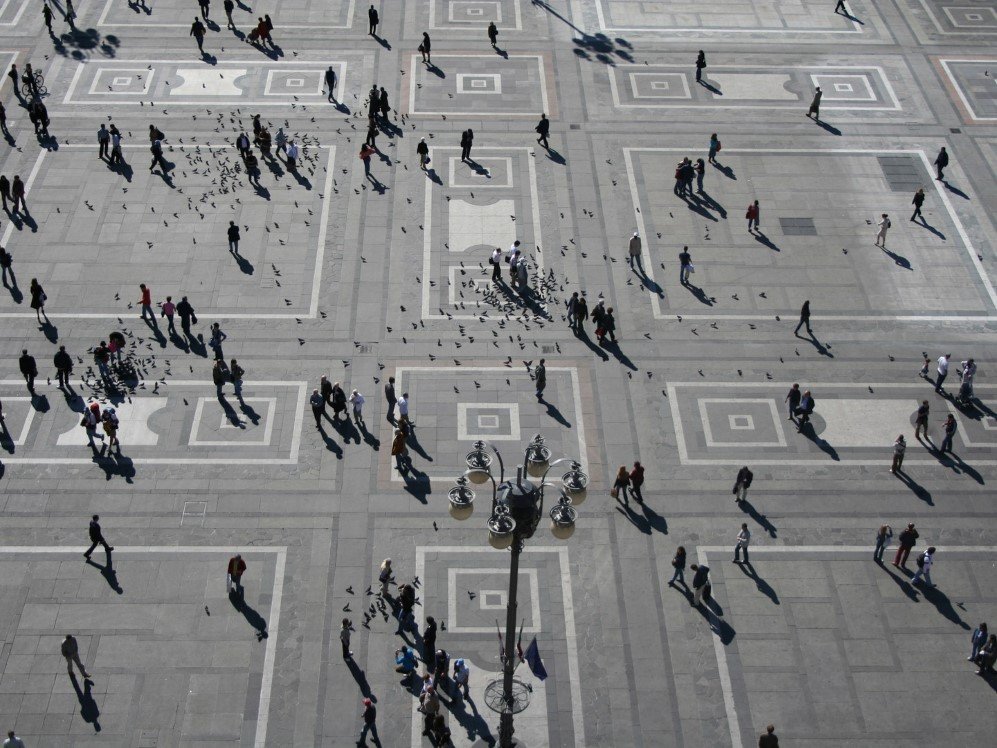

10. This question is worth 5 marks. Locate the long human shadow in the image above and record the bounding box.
[737,499,777,538]
[944,181,969,200]
[94,449,135,483]
[815,119,842,136]
[356,420,381,451]
[684,281,715,307]
[894,468,933,505]
[881,246,912,269]
[69,673,101,732]
[399,463,431,504]
[541,398,571,427]
[238,399,261,426]
[229,591,268,640]
[736,561,778,605]
[696,190,727,219]
[40,319,59,343]
[615,498,668,535]
[573,326,610,361]
[752,231,781,252]
[921,585,971,630]
[879,561,919,601]
[913,217,945,240]
[85,557,123,594]
[601,339,638,371]
[711,161,736,180]
[798,420,840,460]
[927,442,985,484]
[444,690,495,745]
[3,273,23,303]
[695,598,736,645]
[330,414,360,445]
[346,657,375,699]
[318,423,343,459]
[405,431,433,462]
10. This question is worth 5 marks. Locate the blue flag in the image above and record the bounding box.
[524,637,548,681]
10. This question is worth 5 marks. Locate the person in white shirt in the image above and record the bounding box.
[960,358,976,384]
[506,240,521,262]
[348,389,365,426]
[490,247,502,282]
[910,547,935,587]
[874,213,891,247]
[734,523,751,563]
[934,353,951,393]
[397,393,411,428]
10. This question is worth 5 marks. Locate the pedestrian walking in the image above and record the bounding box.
[452,658,470,699]
[230,359,244,399]
[460,128,473,162]
[391,426,409,470]
[190,17,207,53]
[4,730,26,748]
[807,86,822,121]
[695,158,706,193]
[102,407,120,453]
[384,376,397,422]
[378,558,393,596]
[54,345,73,388]
[834,0,847,13]
[746,199,760,232]
[97,124,110,160]
[65,0,76,25]
[669,546,687,586]
[420,32,431,64]
[360,697,379,745]
[0,245,12,288]
[891,434,906,474]
[310,389,325,427]
[150,137,168,173]
[368,4,379,35]
[420,687,440,736]
[43,2,54,33]
[733,465,753,502]
[488,20,498,48]
[176,296,197,337]
[349,389,366,426]
[535,113,550,148]
[534,358,546,400]
[874,213,890,247]
[161,295,176,334]
[934,146,948,181]
[198,0,210,19]
[600,307,617,344]
[629,461,645,502]
[397,392,411,427]
[627,231,642,270]
[11,175,26,213]
[213,359,228,397]
[695,50,706,83]
[874,524,892,562]
[910,547,935,587]
[82,402,102,448]
[84,515,113,558]
[611,465,630,505]
[61,635,90,679]
[976,635,997,675]
[940,413,957,454]
[138,283,153,321]
[934,353,951,392]
[364,120,378,148]
[911,187,925,221]
[708,133,720,164]
[690,563,710,607]
[379,87,390,120]
[892,523,918,567]
[227,221,240,254]
[209,322,227,359]
[919,353,930,379]
[340,618,354,659]
[0,101,7,136]
[417,137,429,170]
[360,143,375,177]
[679,246,693,285]
[285,140,299,170]
[734,523,750,563]
[18,349,37,394]
[109,125,124,165]
[0,175,9,211]
[794,300,811,336]
[325,65,337,101]
[224,0,235,29]
[489,246,503,282]
[29,279,46,323]
[330,382,347,420]
[94,342,111,380]
[423,615,438,666]
[914,400,929,440]
[795,389,815,428]
[759,724,779,748]
[236,131,251,160]
[226,553,246,595]
[970,623,988,661]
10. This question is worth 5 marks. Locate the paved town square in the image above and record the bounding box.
[0,1,995,746]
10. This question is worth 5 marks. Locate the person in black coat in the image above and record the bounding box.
[734,466,753,503]
[54,345,73,389]
[19,350,37,394]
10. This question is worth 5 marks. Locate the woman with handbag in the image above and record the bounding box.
[669,547,687,587]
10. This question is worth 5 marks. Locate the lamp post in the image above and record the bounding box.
[448,435,588,747]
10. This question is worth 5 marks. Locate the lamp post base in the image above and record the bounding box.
[484,677,531,748]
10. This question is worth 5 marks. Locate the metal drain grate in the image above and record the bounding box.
[877,155,929,192]
[779,217,817,236]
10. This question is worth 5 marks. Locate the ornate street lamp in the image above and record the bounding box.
[447,435,588,748]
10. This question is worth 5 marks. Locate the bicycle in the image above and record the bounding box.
[20,70,46,98]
